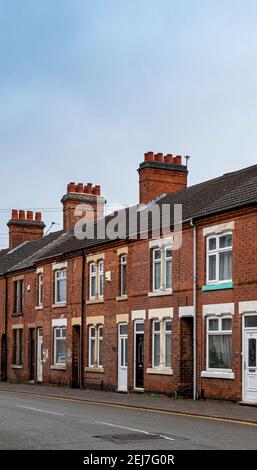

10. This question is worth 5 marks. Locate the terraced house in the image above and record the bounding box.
[1,152,257,404]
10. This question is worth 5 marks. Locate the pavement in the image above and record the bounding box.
[1,381,257,424]
[1,383,257,449]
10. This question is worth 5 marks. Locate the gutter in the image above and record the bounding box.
[190,219,197,400]
[3,274,8,381]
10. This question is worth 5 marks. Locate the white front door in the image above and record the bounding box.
[243,321,257,403]
[37,328,43,382]
[118,323,128,391]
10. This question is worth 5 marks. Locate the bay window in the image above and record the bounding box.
[207,317,232,370]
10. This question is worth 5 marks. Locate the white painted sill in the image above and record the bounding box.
[86,299,104,305]
[201,370,235,380]
[50,364,66,370]
[147,367,173,376]
[148,290,172,297]
[11,365,23,369]
[35,305,43,310]
[116,295,128,301]
[84,367,104,373]
[52,303,67,308]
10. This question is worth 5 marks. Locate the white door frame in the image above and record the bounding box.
[37,328,43,382]
[118,323,128,391]
[242,313,257,403]
[134,320,144,391]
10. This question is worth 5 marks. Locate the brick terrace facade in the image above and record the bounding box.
[1,153,257,403]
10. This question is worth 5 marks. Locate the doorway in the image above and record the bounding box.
[118,323,128,391]
[243,315,257,403]
[29,328,35,381]
[134,321,144,390]
[37,328,43,382]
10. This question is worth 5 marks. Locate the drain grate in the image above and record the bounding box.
[94,433,159,443]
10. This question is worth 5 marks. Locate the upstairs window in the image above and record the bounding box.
[98,261,104,299]
[89,263,96,300]
[89,260,104,300]
[207,233,232,284]
[13,279,24,315]
[120,255,127,296]
[152,246,172,292]
[55,269,67,304]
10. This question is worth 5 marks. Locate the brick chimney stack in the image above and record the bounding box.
[138,152,188,204]
[61,182,106,232]
[7,210,45,250]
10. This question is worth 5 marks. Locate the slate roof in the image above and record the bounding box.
[2,163,257,275]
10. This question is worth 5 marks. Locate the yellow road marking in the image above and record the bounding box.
[1,389,257,428]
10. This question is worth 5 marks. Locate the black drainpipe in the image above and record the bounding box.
[80,252,86,389]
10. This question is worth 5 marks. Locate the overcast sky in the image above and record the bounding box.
[1,0,257,247]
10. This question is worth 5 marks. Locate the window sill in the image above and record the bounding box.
[148,290,172,297]
[201,370,235,380]
[35,305,43,310]
[50,364,66,370]
[52,303,67,308]
[11,365,23,369]
[202,282,234,292]
[147,367,173,376]
[86,299,104,305]
[85,367,104,373]
[12,312,23,317]
[116,295,128,301]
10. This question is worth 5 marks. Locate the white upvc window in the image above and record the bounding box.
[164,247,172,290]
[152,319,172,369]
[88,324,104,368]
[207,316,232,371]
[153,248,162,291]
[38,273,43,306]
[120,255,127,296]
[89,262,96,300]
[98,260,104,299]
[54,327,67,365]
[206,233,232,284]
[55,269,67,304]
[152,246,172,292]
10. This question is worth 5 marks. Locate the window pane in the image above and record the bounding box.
[153,321,160,332]
[153,333,160,367]
[121,264,126,295]
[208,255,216,281]
[154,249,161,260]
[90,338,95,365]
[57,278,66,302]
[222,318,232,331]
[99,273,103,297]
[248,339,256,367]
[165,333,172,368]
[208,238,216,251]
[245,316,257,328]
[209,334,232,369]
[165,248,172,258]
[120,324,128,335]
[154,261,161,290]
[90,327,95,338]
[98,326,103,338]
[136,323,144,332]
[208,319,219,331]
[165,320,172,332]
[219,251,232,280]
[124,337,128,366]
[55,328,61,338]
[165,259,172,289]
[98,338,103,367]
[219,234,232,248]
[56,339,66,363]
[90,276,96,298]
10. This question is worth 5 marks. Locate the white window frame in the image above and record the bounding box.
[38,273,43,306]
[89,262,96,300]
[152,320,160,368]
[152,248,162,292]
[98,260,104,299]
[164,319,172,368]
[120,255,127,296]
[206,232,232,285]
[54,326,67,365]
[164,247,172,290]
[206,316,232,372]
[55,269,67,304]
[88,324,103,368]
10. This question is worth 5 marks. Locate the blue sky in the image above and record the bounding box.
[1,0,257,246]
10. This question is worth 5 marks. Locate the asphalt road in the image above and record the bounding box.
[0,390,257,450]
